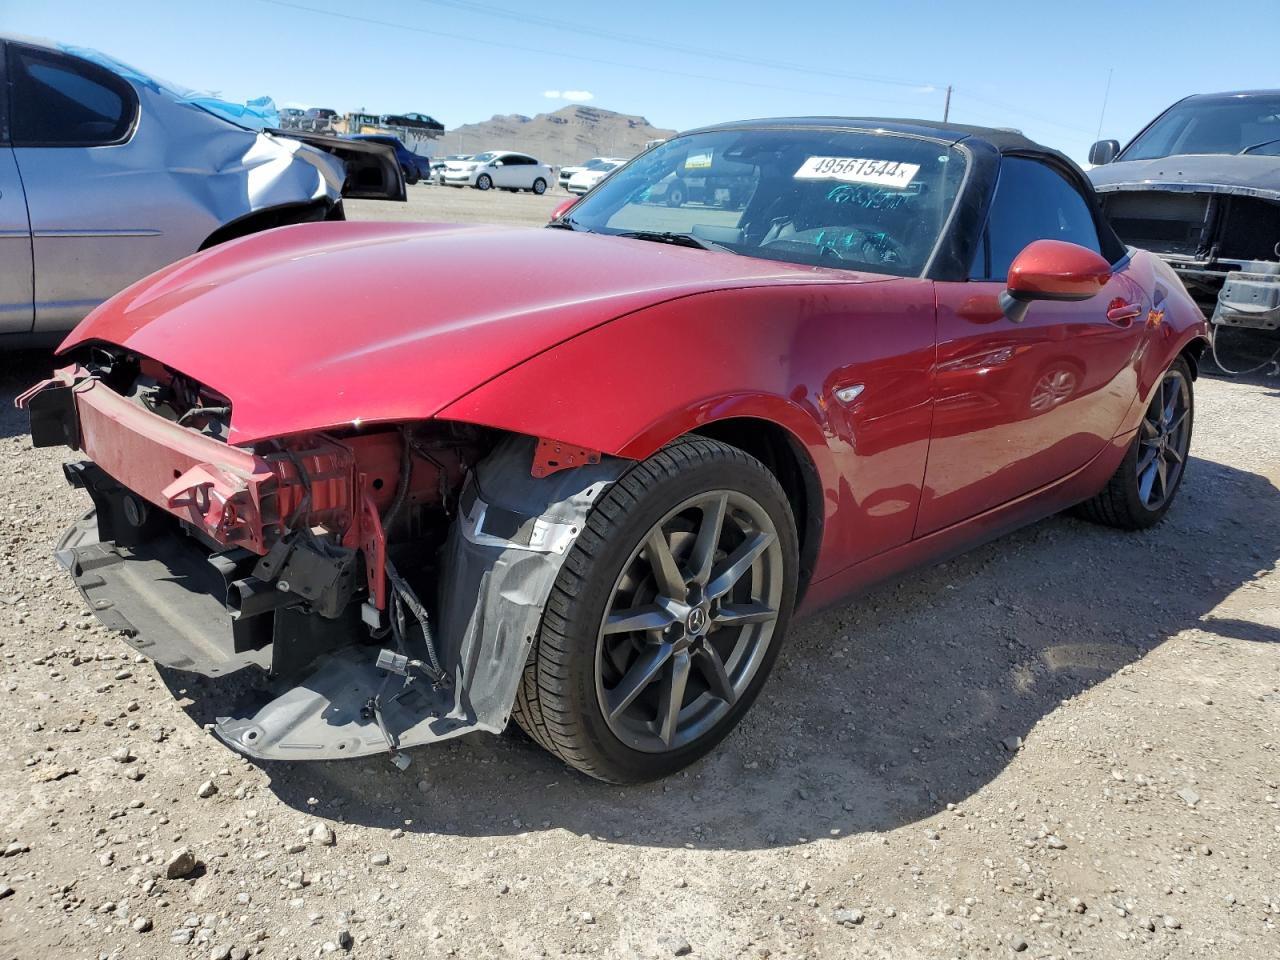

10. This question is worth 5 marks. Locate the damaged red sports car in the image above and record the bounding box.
[20,119,1208,783]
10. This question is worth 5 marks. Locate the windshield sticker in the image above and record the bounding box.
[684,152,714,170]
[794,157,919,188]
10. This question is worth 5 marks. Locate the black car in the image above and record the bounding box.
[380,112,445,133]
[348,135,431,184]
[1089,90,1280,334]
[302,107,339,132]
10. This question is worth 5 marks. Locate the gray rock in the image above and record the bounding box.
[1011,936,1029,952]
[833,908,865,926]
[1163,915,1181,930]
[210,946,232,960]
[337,929,354,951]
[133,917,153,933]
[656,934,693,956]
[310,823,336,847]
[170,929,194,946]
[1176,788,1200,808]
[1045,836,1067,850]
[165,847,199,879]
[1001,736,1023,752]
[197,780,218,799]
[369,852,390,866]
[2,842,28,857]
[230,949,249,960]
[0,886,12,900]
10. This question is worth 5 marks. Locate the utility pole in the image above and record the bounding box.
[943,85,952,122]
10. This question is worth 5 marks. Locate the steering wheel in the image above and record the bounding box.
[761,225,907,266]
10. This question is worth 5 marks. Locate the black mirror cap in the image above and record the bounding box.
[1089,139,1120,165]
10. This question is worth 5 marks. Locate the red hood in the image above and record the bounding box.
[62,221,887,443]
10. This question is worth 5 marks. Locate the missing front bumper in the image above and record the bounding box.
[53,437,628,763]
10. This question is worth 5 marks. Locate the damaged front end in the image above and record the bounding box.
[19,351,621,764]
[1095,184,1280,332]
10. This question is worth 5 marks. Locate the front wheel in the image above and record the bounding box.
[512,438,798,783]
[532,177,547,195]
[1076,357,1194,529]
[475,174,493,191]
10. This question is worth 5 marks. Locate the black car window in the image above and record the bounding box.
[971,157,1101,281]
[10,46,135,146]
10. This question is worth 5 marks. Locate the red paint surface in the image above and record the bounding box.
[51,220,1207,614]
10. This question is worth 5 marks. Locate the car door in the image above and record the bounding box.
[488,153,518,188]
[917,156,1146,536]
[0,44,35,334]
[7,43,160,333]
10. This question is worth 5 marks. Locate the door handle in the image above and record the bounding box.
[1106,300,1143,326]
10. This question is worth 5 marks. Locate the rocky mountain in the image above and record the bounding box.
[435,105,676,165]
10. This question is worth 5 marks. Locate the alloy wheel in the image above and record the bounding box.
[594,490,784,753]
[1136,368,1191,510]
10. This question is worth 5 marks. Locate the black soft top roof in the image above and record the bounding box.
[686,116,1055,155]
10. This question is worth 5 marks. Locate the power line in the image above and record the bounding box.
[254,0,943,112]
[408,0,945,92]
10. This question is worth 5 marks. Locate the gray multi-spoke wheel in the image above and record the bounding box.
[1135,368,1190,510]
[595,489,784,753]
[1077,357,1194,529]
[512,438,798,783]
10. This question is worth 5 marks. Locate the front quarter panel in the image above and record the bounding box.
[438,278,938,584]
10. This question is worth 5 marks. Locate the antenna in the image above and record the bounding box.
[943,85,952,122]
[1094,68,1114,143]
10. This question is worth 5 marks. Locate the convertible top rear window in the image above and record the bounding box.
[565,128,968,277]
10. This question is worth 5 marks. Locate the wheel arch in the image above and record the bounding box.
[687,417,824,603]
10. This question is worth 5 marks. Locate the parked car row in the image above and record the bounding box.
[277,108,444,135]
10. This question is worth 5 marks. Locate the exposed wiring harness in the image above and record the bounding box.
[1209,322,1280,377]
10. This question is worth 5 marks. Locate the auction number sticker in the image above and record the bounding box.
[794,157,919,188]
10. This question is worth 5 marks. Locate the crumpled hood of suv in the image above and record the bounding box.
[61,220,880,444]
[1089,154,1280,201]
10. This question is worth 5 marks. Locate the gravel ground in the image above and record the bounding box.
[0,189,1277,960]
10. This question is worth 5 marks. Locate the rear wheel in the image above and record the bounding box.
[402,165,420,185]
[476,174,492,191]
[666,179,687,207]
[1076,357,1193,529]
[512,438,798,783]
[532,177,547,195]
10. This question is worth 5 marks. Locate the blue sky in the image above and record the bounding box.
[3,0,1277,162]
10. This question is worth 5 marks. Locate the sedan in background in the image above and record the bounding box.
[559,156,628,190]
[567,158,625,195]
[441,151,554,193]
[381,112,445,134]
[431,154,471,183]
[348,134,432,184]
[0,34,404,345]
[302,107,339,132]
[22,118,1206,785]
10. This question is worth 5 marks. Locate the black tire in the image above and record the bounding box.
[402,166,420,185]
[475,174,492,191]
[666,179,687,207]
[1076,357,1194,530]
[532,177,547,195]
[511,438,798,783]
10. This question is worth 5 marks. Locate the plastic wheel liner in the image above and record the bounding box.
[56,435,626,764]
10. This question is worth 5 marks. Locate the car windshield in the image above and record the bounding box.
[564,128,968,277]
[583,158,612,170]
[1123,95,1280,160]
[470,152,497,164]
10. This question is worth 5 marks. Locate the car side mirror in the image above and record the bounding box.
[1088,139,1119,165]
[492,160,504,167]
[999,239,1113,323]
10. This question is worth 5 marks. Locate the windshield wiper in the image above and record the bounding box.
[546,217,581,231]
[1239,137,1280,155]
[615,230,728,252]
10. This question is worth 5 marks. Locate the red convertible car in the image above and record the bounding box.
[20,119,1207,783]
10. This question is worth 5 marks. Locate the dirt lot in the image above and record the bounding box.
[0,188,1277,960]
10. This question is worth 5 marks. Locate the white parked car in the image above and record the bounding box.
[441,151,553,193]
[566,159,626,195]
[558,156,628,190]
